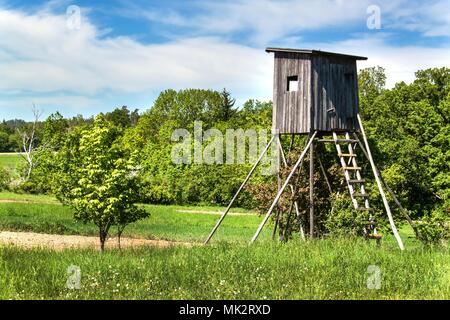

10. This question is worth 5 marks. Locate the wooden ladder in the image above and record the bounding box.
[332,132,381,242]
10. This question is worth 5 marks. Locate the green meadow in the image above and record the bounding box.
[0,192,448,300]
[0,153,22,176]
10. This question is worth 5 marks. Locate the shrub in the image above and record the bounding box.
[0,167,10,191]
[416,209,449,244]
[324,195,365,237]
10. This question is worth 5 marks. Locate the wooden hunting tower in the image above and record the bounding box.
[266,48,367,134]
[205,48,411,251]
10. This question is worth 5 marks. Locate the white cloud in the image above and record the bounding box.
[134,0,372,44]
[0,3,449,121]
[133,0,450,44]
[309,36,450,87]
[0,7,272,99]
[384,0,450,37]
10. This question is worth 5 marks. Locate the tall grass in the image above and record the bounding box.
[0,239,448,300]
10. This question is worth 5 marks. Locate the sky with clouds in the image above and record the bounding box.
[0,0,449,120]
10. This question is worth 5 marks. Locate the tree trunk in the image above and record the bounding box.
[117,227,124,251]
[99,228,108,252]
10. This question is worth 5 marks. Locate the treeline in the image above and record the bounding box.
[0,68,448,242]
[0,107,140,152]
[0,119,26,152]
[11,90,272,207]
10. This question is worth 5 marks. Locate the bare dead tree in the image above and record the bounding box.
[17,105,43,180]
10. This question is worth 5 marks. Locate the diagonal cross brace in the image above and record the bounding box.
[251,131,318,243]
[276,136,306,240]
[204,134,276,245]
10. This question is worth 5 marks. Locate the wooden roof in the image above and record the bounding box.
[265,47,368,61]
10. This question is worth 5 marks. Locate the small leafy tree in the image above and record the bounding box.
[55,116,149,251]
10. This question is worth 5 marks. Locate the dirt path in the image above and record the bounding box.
[176,209,254,216]
[0,199,61,205]
[0,231,191,251]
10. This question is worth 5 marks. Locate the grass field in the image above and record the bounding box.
[0,192,448,300]
[0,153,22,176]
[0,240,448,300]
[0,192,266,243]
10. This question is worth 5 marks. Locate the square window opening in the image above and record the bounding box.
[287,75,299,92]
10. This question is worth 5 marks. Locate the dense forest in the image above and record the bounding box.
[1,67,449,243]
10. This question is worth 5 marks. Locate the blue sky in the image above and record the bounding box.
[0,0,449,121]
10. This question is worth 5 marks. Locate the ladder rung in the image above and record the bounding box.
[335,139,358,144]
[349,179,365,184]
[343,167,361,171]
[338,153,357,157]
[367,233,383,240]
[353,192,369,198]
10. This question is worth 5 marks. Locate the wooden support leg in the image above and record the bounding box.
[357,115,404,250]
[204,135,276,245]
[277,136,306,240]
[250,132,318,244]
[272,209,281,240]
[283,200,295,241]
[273,134,282,241]
[309,139,315,238]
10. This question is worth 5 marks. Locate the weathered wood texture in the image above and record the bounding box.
[272,52,311,134]
[271,50,363,134]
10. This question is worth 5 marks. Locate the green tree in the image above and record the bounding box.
[55,116,149,251]
[214,88,236,121]
[104,106,139,129]
[0,131,10,152]
[43,112,69,149]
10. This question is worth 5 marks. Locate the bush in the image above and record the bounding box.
[16,180,44,194]
[324,194,390,238]
[0,167,11,191]
[416,209,449,244]
[324,195,365,237]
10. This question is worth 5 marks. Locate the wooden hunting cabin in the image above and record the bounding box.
[266,48,367,135]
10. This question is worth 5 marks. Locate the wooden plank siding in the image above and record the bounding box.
[311,55,359,133]
[272,52,311,134]
[271,50,362,134]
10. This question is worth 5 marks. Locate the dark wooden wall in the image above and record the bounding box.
[311,55,359,133]
[272,52,311,134]
[272,53,360,134]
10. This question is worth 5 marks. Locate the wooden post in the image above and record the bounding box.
[277,136,306,240]
[357,114,404,250]
[283,200,295,241]
[272,210,281,240]
[273,134,282,241]
[309,138,315,238]
[204,135,276,245]
[251,131,318,244]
